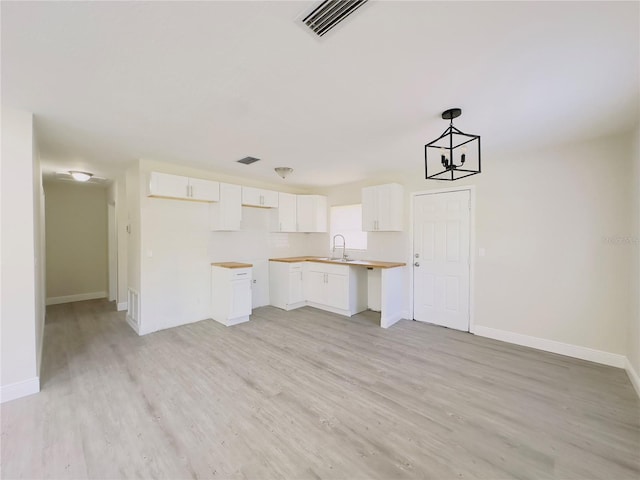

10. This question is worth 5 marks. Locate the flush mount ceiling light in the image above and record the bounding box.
[274,167,293,179]
[69,171,93,182]
[424,108,481,181]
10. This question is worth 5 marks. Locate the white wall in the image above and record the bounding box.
[324,132,635,364]
[44,181,108,303]
[1,107,42,402]
[33,140,46,378]
[127,132,636,371]
[628,124,640,390]
[136,159,326,334]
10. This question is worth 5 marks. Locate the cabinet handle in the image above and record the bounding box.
[279,222,282,231]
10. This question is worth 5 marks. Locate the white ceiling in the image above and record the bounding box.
[2,1,638,187]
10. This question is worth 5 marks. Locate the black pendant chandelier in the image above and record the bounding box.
[425,108,481,181]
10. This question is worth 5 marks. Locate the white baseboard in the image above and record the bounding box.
[1,377,40,404]
[126,314,140,335]
[117,302,128,311]
[381,312,403,329]
[625,358,640,398]
[46,291,107,305]
[474,325,626,368]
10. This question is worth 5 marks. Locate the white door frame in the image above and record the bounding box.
[409,185,476,333]
[107,203,118,303]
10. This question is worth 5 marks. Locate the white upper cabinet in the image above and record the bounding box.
[362,183,404,232]
[148,172,189,199]
[275,192,297,232]
[242,187,278,208]
[297,195,327,233]
[189,177,220,202]
[148,172,219,202]
[210,183,242,231]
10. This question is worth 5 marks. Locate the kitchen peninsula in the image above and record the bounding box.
[269,256,406,328]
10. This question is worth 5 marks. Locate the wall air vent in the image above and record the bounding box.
[237,156,261,165]
[302,0,369,37]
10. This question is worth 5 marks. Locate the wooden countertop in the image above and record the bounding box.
[268,256,325,263]
[269,257,406,269]
[211,262,253,269]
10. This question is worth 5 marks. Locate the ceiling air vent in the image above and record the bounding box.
[237,156,261,165]
[302,0,368,37]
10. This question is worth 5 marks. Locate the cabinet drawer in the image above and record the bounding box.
[231,268,252,280]
[289,263,304,272]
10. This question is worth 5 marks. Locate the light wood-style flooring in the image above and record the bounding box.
[2,299,639,479]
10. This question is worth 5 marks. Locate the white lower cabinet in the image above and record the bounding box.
[288,268,305,307]
[304,270,326,306]
[269,262,305,310]
[211,265,252,326]
[305,263,353,313]
[270,261,367,317]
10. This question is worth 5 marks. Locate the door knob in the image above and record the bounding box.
[414,262,420,267]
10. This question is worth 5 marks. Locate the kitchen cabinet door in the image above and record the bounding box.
[376,183,403,231]
[289,269,304,306]
[229,278,252,318]
[304,270,326,305]
[297,195,327,232]
[275,193,297,232]
[148,172,189,199]
[362,183,403,231]
[242,187,278,208]
[189,178,219,202]
[260,189,279,208]
[269,261,305,310]
[326,273,349,310]
[148,172,220,202]
[211,266,252,326]
[210,183,242,231]
[361,185,377,231]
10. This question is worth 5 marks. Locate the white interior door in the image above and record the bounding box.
[413,190,470,331]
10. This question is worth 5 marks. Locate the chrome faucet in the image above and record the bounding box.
[332,234,347,261]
